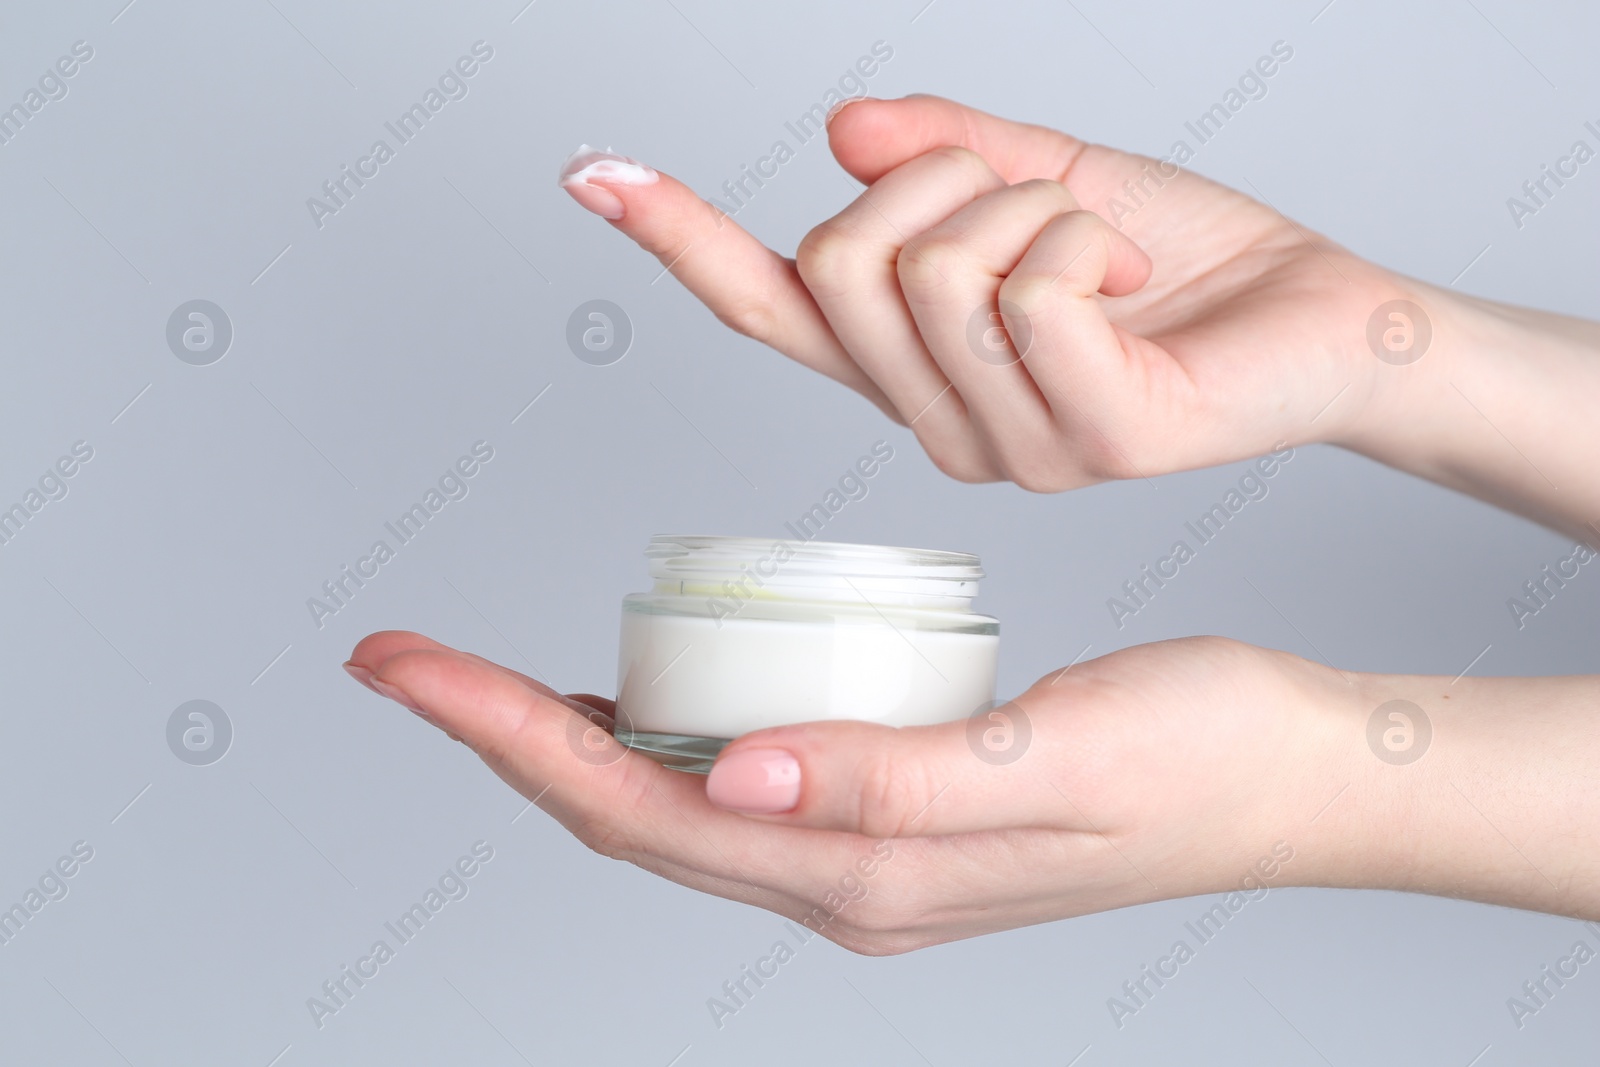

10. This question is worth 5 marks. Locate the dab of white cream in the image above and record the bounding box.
[558,144,658,188]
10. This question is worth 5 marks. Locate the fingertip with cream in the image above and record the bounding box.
[558,143,658,220]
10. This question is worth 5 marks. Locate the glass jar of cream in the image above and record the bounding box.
[613,535,1000,773]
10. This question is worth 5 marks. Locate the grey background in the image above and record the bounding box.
[1,0,1596,1063]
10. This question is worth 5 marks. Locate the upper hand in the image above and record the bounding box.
[560,94,1420,490]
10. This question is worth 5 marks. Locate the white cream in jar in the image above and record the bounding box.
[614,535,999,772]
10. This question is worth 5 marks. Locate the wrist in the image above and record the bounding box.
[1148,645,1386,902]
[1335,279,1600,541]
[1225,653,1401,895]
[1293,667,1600,918]
[1329,275,1481,460]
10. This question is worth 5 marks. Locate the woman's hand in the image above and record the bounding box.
[345,630,1342,952]
[346,628,1600,950]
[559,94,1416,491]
[560,95,1600,541]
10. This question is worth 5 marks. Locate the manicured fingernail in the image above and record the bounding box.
[558,143,657,220]
[825,95,869,126]
[370,677,429,719]
[562,180,625,219]
[706,747,801,813]
[343,661,376,691]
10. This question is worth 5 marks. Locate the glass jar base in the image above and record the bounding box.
[615,727,730,775]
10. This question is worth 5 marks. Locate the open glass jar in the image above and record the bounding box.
[614,535,1000,773]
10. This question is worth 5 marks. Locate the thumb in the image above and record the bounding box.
[703,702,1089,837]
[827,94,1088,187]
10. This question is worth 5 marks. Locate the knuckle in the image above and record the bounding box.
[924,144,990,188]
[472,705,533,770]
[1070,434,1143,482]
[996,271,1056,318]
[795,223,864,297]
[1009,178,1074,213]
[895,238,961,296]
[998,273,1078,344]
[1006,461,1067,495]
[926,144,982,167]
[713,294,779,345]
[854,746,932,839]
[634,229,685,259]
[984,431,1063,494]
[572,750,663,861]
[920,438,994,485]
[1014,176,1067,196]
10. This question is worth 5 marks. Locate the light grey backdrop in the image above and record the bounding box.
[2,0,1597,1063]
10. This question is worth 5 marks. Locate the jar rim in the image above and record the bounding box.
[645,534,984,582]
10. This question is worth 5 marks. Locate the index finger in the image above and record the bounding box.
[369,645,882,896]
[558,146,899,420]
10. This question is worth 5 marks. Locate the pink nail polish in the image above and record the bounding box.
[558,144,657,220]
[343,661,376,691]
[370,677,428,719]
[706,747,801,813]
